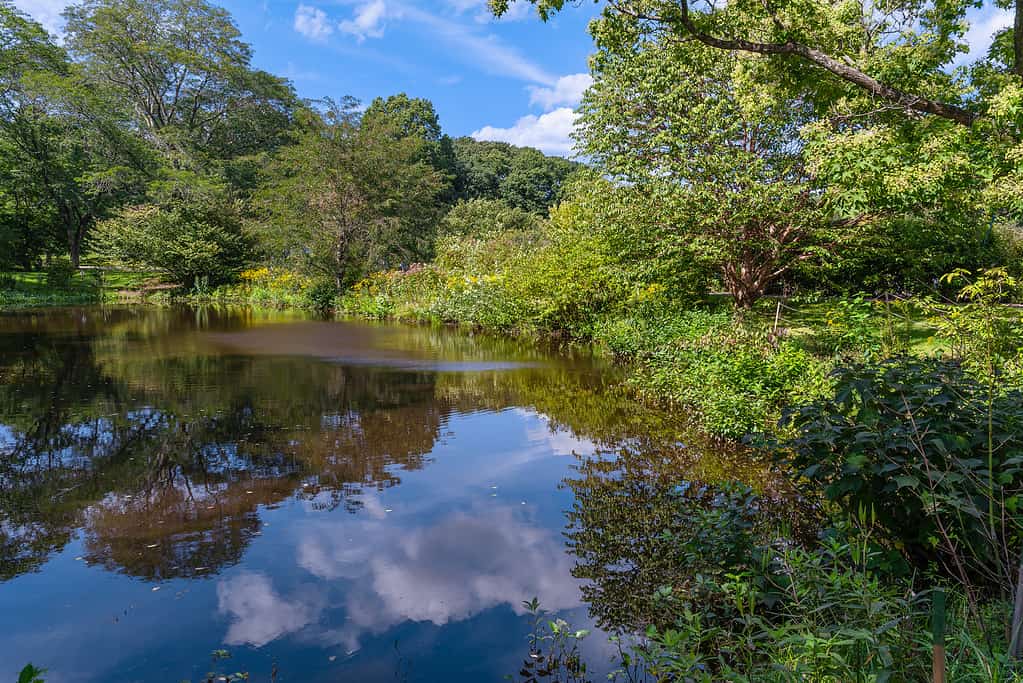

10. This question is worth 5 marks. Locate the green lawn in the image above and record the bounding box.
[0,268,165,309]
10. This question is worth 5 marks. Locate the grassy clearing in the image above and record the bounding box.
[0,268,163,309]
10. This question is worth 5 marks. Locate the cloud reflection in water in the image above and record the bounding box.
[217,503,582,652]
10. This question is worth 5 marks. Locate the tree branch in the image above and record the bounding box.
[609,0,981,126]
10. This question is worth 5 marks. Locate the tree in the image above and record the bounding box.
[439,198,541,238]
[576,31,826,307]
[255,98,446,291]
[90,199,253,287]
[492,0,1019,126]
[0,3,149,267]
[363,93,457,199]
[452,137,579,214]
[498,0,1023,299]
[63,0,296,150]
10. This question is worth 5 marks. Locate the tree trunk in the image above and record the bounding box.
[1008,549,1023,660]
[1015,0,1023,78]
[68,229,81,269]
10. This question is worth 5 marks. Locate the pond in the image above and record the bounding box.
[0,306,759,682]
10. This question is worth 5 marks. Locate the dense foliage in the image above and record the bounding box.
[0,0,576,287]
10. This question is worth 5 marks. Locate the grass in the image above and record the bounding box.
[0,268,163,310]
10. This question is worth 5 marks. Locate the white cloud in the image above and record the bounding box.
[297,504,583,652]
[294,4,335,42]
[291,1,553,85]
[339,0,389,42]
[446,0,532,23]
[217,573,321,647]
[528,73,592,111]
[11,0,69,35]
[398,4,555,84]
[957,4,1013,65]
[472,107,579,156]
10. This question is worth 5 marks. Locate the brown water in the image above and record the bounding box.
[0,305,757,682]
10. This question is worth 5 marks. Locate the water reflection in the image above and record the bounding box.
[0,305,763,682]
[217,572,324,648]
[564,444,797,632]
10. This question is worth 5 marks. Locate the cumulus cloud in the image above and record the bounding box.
[297,504,583,652]
[215,499,585,652]
[339,0,389,42]
[217,573,322,647]
[528,73,593,111]
[957,4,1013,65]
[472,107,579,156]
[294,4,334,42]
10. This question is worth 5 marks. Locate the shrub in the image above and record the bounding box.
[91,201,254,288]
[777,356,1023,602]
[559,460,984,682]
[606,309,831,438]
[303,279,339,312]
[45,262,76,290]
[439,198,541,238]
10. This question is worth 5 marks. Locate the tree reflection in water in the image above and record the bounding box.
[0,308,463,582]
[562,435,809,639]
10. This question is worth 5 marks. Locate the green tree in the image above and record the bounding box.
[255,97,446,291]
[577,34,825,307]
[63,0,295,152]
[492,0,1017,126]
[90,199,253,287]
[439,198,541,238]
[0,3,149,267]
[496,0,1023,234]
[363,93,458,200]
[452,137,579,215]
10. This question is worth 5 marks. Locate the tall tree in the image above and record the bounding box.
[578,37,825,307]
[63,0,295,151]
[452,138,579,214]
[497,0,1023,294]
[255,98,446,290]
[0,2,148,267]
[363,93,457,199]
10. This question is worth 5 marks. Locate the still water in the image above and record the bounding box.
[0,306,752,682]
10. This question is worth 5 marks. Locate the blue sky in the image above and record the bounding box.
[12,0,1015,156]
[13,0,602,156]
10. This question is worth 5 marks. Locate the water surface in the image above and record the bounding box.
[0,306,754,682]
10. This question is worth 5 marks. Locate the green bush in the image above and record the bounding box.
[604,309,831,438]
[91,201,254,288]
[777,356,1023,599]
[303,279,339,312]
[556,465,1016,682]
[793,214,1008,294]
[439,198,541,238]
[45,262,76,290]
[0,273,19,291]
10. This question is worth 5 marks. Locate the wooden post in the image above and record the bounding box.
[932,589,946,683]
